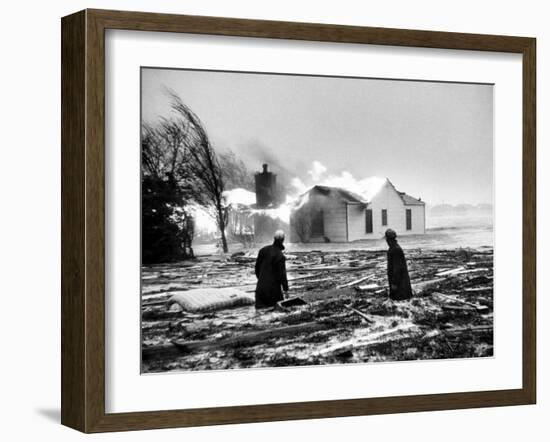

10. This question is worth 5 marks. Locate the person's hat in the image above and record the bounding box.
[384,228,397,239]
[274,230,285,240]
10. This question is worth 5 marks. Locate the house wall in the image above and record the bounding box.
[348,181,425,241]
[409,205,426,235]
[290,183,425,243]
[320,196,348,242]
[289,192,348,243]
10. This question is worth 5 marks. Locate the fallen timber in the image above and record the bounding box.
[443,324,493,335]
[336,274,375,289]
[411,277,447,292]
[344,305,375,324]
[431,292,490,313]
[299,264,373,272]
[463,286,492,293]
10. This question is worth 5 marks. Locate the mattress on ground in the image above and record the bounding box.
[167,287,255,312]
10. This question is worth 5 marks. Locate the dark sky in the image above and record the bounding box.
[142,68,493,205]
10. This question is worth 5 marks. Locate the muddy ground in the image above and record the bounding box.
[141,246,493,373]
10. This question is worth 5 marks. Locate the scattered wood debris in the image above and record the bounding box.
[141,247,494,372]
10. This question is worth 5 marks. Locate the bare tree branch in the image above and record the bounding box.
[165,89,229,252]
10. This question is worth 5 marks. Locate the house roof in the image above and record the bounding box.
[310,185,368,205]
[397,191,425,206]
[384,178,425,206]
[301,180,425,207]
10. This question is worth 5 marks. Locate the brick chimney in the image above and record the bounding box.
[254,163,277,208]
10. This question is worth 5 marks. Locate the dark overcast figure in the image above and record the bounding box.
[385,229,413,301]
[254,230,289,308]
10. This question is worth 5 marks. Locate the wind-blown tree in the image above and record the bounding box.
[166,91,230,253]
[141,122,196,263]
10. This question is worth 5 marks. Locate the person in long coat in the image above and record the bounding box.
[254,230,289,308]
[385,229,413,301]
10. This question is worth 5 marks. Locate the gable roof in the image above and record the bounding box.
[384,178,425,206]
[397,191,425,206]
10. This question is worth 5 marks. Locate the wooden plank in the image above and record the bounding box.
[336,274,374,289]
[412,278,447,292]
[344,305,375,323]
[463,286,493,293]
[300,264,372,272]
[436,267,465,276]
[443,325,493,335]
[356,283,381,291]
[441,304,477,312]
[432,292,490,313]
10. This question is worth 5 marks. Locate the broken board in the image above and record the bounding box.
[278,296,308,309]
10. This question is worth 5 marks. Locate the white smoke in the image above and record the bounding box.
[290,177,307,195]
[292,161,386,202]
[307,160,328,182]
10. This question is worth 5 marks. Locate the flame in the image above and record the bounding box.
[222,188,256,207]
[249,205,291,224]
[190,161,387,235]
[188,204,218,234]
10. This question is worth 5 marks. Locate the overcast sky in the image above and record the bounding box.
[142,68,493,205]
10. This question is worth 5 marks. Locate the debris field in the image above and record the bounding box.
[141,246,493,373]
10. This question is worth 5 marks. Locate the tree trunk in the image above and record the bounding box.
[220,231,228,253]
[217,206,228,253]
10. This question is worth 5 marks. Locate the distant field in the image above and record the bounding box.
[193,215,493,257]
[426,214,492,229]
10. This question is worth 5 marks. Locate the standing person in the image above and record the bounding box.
[385,228,413,301]
[254,230,289,308]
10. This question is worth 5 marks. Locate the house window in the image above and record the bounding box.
[381,209,387,226]
[311,210,324,237]
[406,209,412,230]
[365,209,373,234]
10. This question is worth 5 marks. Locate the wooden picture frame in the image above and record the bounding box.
[61,8,536,433]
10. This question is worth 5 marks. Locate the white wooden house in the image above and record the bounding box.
[289,179,425,243]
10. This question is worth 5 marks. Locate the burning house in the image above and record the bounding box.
[223,188,256,244]
[224,164,425,244]
[289,179,425,243]
[225,164,289,243]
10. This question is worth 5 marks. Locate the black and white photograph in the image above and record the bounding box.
[1,0,545,438]
[140,68,494,374]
